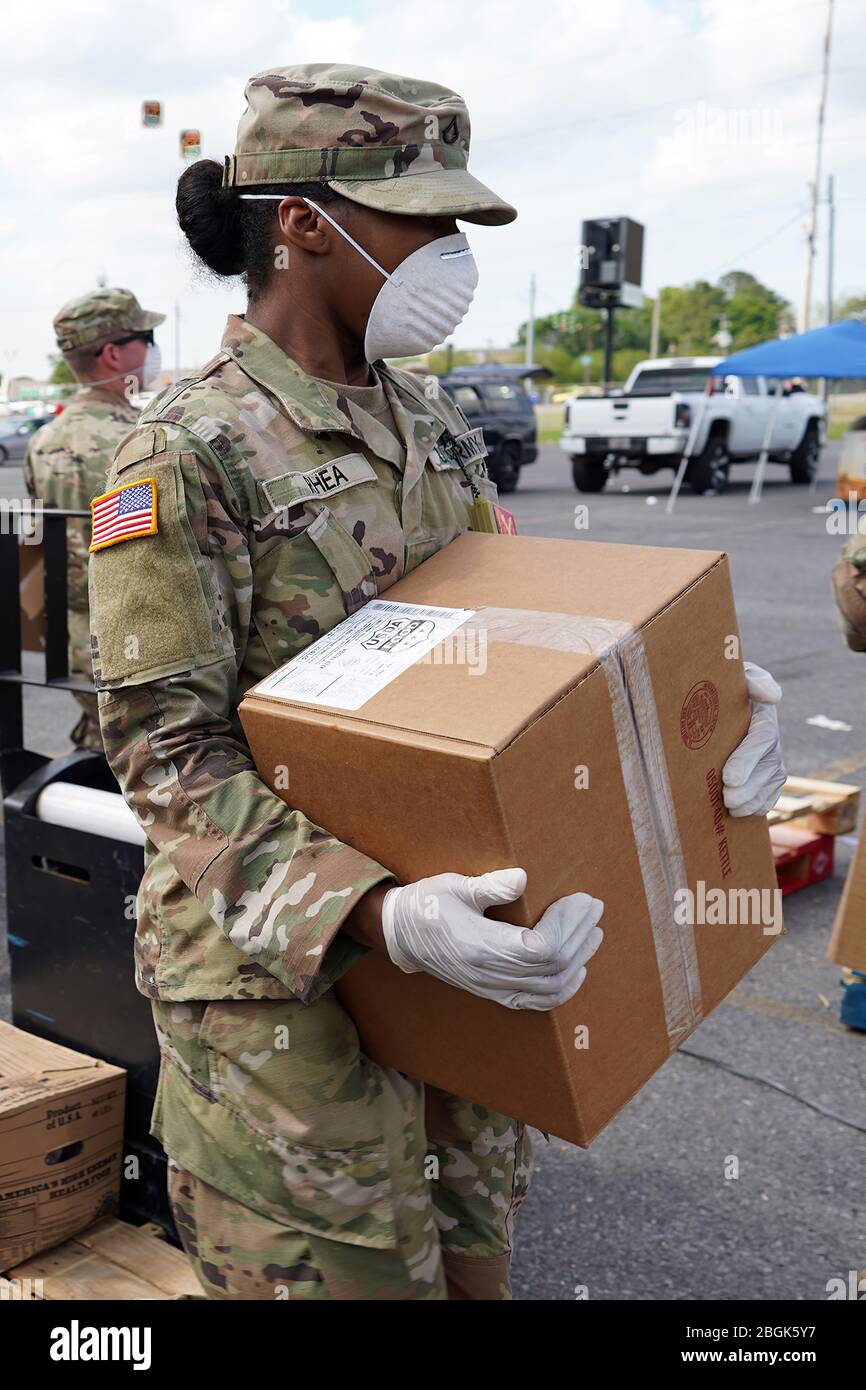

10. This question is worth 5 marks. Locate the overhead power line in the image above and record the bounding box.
[706,209,811,277]
[482,63,866,148]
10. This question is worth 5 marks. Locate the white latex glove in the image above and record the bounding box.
[722,661,787,817]
[382,868,604,1011]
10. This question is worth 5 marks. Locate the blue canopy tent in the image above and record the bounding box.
[666,320,866,511]
[719,318,866,379]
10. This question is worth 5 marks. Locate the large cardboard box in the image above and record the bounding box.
[0,1023,125,1269]
[239,534,779,1146]
[828,824,866,972]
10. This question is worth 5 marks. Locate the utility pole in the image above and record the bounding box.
[602,308,615,391]
[650,294,661,357]
[826,173,835,324]
[800,0,834,332]
[1,350,17,403]
[821,172,835,404]
[525,273,536,369]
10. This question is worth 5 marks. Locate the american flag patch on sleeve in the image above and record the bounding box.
[89,478,158,552]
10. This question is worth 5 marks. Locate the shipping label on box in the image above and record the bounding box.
[256,599,476,710]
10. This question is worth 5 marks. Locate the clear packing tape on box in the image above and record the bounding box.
[462,605,701,1046]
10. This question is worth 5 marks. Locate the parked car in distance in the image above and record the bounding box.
[559,356,826,494]
[439,364,551,493]
[0,415,48,463]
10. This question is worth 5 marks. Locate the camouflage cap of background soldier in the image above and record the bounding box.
[222,63,517,226]
[54,288,166,354]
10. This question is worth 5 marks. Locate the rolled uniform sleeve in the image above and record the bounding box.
[88,427,394,1003]
[832,534,866,652]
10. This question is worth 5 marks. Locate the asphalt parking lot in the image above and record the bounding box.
[1,439,863,1300]
[507,438,865,1300]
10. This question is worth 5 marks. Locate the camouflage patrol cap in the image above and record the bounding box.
[53,288,166,354]
[222,63,516,226]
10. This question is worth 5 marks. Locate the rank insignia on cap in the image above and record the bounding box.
[89,478,158,552]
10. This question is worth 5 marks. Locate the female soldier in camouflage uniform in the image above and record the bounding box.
[88,64,607,1300]
[89,63,785,1299]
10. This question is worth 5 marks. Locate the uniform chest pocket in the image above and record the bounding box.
[251,454,383,668]
[304,507,379,610]
[411,456,498,573]
[257,454,380,592]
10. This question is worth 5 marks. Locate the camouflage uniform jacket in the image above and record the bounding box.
[25,386,139,616]
[89,314,498,1007]
[833,530,866,652]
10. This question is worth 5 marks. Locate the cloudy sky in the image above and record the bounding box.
[1,0,862,380]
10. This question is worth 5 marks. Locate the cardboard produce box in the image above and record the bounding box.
[828,826,866,972]
[19,540,45,654]
[239,534,779,1146]
[0,1023,125,1269]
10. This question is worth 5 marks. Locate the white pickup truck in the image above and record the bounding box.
[559,356,826,494]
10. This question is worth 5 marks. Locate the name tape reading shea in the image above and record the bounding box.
[256,600,475,711]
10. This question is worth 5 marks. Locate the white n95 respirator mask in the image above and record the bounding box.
[240,193,479,361]
[356,230,478,361]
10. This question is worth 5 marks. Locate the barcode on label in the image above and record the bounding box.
[372,602,463,620]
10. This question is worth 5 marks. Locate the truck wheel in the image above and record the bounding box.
[686,438,729,495]
[572,456,607,492]
[490,440,522,494]
[789,423,820,484]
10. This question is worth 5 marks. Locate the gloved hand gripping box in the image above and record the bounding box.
[239,533,779,1146]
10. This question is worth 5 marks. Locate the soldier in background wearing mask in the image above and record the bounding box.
[88,65,782,1299]
[25,288,164,749]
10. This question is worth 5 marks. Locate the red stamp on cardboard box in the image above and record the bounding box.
[680,680,720,749]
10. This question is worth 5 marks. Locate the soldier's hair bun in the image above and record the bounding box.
[176,159,245,277]
[176,164,347,301]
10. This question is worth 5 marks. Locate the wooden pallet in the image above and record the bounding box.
[1,1217,200,1300]
[767,776,860,836]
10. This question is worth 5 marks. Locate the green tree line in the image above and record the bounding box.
[37,287,866,392]
[509,270,799,385]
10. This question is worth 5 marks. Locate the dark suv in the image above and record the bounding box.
[439,365,547,493]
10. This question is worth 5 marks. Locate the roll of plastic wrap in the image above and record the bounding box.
[35,781,146,847]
